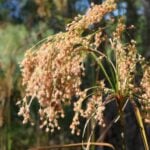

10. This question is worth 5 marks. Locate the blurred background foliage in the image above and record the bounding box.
[0,0,150,150]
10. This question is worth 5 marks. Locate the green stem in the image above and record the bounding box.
[90,52,115,90]
[131,101,149,150]
[108,61,117,90]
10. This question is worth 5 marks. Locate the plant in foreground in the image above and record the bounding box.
[17,0,149,149]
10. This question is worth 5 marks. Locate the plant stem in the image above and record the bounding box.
[116,97,126,150]
[90,52,115,90]
[132,101,149,150]
[29,142,115,150]
[119,109,126,150]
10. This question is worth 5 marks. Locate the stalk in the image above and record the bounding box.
[119,109,126,150]
[29,142,115,150]
[131,101,149,150]
[117,102,126,150]
[90,52,115,90]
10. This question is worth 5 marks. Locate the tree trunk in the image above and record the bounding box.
[141,0,150,58]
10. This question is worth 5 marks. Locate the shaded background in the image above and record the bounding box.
[0,0,150,150]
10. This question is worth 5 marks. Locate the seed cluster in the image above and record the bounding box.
[111,21,150,123]
[17,0,117,134]
[18,0,150,135]
[140,64,150,123]
[70,82,106,134]
[66,0,116,33]
[18,33,86,132]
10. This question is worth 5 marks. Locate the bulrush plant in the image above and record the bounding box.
[17,0,150,149]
